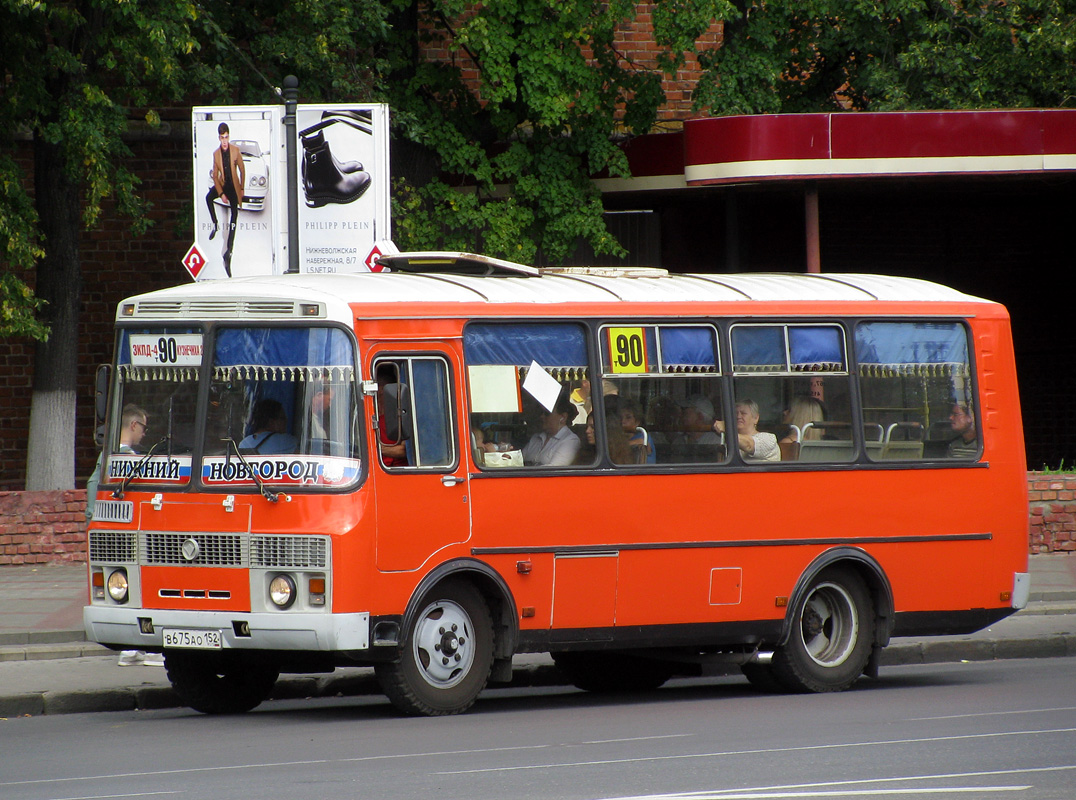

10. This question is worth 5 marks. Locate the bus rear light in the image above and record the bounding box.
[309,577,326,606]
[1000,591,1012,602]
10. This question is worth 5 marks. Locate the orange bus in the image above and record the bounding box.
[84,253,1030,715]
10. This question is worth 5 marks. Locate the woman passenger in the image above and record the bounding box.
[715,398,781,462]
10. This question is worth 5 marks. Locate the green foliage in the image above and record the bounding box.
[0,0,391,339]
[0,272,47,340]
[387,0,733,263]
[694,0,1076,114]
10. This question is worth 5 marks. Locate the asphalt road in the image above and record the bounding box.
[2,657,1075,800]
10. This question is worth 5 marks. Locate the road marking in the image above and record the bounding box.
[597,764,1076,800]
[581,735,695,745]
[907,706,1076,721]
[434,728,1076,775]
[596,790,1028,798]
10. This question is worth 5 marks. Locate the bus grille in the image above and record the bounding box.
[89,531,138,563]
[88,532,329,569]
[251,536,329,569]
[141,532,246,566]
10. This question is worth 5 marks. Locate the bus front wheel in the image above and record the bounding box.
[772,567,874,693]
[376,579,494,716]
[165,651,279,714]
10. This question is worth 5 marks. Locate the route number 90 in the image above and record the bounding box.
[607,327,648,374]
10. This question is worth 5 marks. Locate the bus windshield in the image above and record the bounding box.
[201,326,360,488]
[109,328,202,487]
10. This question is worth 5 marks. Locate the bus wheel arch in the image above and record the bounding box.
[376,559,517,716]
[771,549,893,693]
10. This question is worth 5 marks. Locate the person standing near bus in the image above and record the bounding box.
[947,402,978,458]
[205,122,245,277]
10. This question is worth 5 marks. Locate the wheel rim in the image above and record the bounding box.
[411,598,476,689]
[798,581,859,668]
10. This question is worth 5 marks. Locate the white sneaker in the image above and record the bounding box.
[117,650,145,666]
[143,653,165,667]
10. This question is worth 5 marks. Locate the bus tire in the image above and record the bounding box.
[772,566,874,693]
[164,651,279,714]
[376,579,494,716]
[552,651,674,693]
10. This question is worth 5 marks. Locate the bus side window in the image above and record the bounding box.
[463,322,591,469]
[731,324,852,464]
[373,356,455,470]
[600,324,725,467]
[856,321,977,462]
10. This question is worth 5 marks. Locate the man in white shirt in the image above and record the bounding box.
[522,394,580,466]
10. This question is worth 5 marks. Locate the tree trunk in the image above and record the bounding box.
[25,136,82,490]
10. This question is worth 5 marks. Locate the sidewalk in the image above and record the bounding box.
[1,556,1074,717]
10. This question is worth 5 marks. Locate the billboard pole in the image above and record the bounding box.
[283,75,300,274]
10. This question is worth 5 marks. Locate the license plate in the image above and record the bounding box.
[163,628,223,650]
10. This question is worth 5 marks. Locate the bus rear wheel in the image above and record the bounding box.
[772,567,874,693]
[376,580,494,716]
[164,651,279,714]
[552,651,674,693]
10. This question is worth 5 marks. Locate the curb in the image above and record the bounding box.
[3,639,1075,719]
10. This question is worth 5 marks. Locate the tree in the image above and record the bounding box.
[384,0,735,263]
[2,0,729,489]
[693,0,1076,115]
[0,0,388,490]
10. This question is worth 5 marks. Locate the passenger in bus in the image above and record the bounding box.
[667,395,723,462]
[619,399,655,464]
[947,402,979,458]
[716,399,781,462]
[239,399,297,454]
[522,391,580,466]
[779,395,825,445]
[376,364,409,467]
[578,397,633,465]
[117,404,149,453]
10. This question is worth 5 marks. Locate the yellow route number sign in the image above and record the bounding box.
[606,327,648,374]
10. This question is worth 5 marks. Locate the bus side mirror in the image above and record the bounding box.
[94,364,112,447]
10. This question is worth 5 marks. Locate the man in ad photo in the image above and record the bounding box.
[205,122,245,276]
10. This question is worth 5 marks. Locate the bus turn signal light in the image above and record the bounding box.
[309,577,326,606]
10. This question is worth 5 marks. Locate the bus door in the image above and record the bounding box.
[369,348,470,572]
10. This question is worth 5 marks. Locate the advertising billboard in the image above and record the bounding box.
[190,103,390,280]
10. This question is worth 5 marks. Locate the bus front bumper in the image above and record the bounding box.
[84,606,370,652]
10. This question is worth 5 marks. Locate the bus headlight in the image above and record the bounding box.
[107,569,129,602]
[269,574,296,609]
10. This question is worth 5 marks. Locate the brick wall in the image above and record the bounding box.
[1028,473,1076,553]
[0,490,89,565]
[1,473,1071,566]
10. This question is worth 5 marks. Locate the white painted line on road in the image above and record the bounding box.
[597,790,1028,798]
[433,728,1076,775]
[596,763,1076,800]
[593,789,1028,798]
[51,793,180,800]
[907,706,1076,721]
[581,735,694,745]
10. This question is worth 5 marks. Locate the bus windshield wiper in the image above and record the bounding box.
[111,436,169,500]
[223,438,288,504]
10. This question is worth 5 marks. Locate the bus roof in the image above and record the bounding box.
[117,254,997,323]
